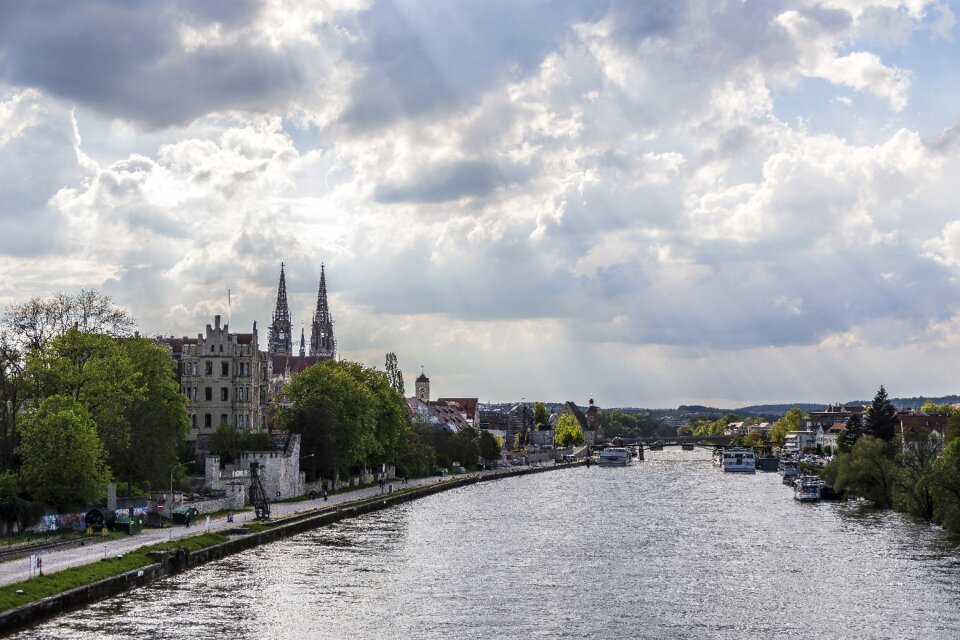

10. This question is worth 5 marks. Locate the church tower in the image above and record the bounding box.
[299,326,306,358]
[309,264,336,359]
[416,370,430,403]
[268,263,293,356]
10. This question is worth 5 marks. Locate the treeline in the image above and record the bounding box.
[597,409,674,438]
[276,356,502,483]
[0,291,188,516]
[822,387,960,533]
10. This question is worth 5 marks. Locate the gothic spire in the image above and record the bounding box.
[268,262,293,356]
[299,326,306,358]
[310,263,336,359]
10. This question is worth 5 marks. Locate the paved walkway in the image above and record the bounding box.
[0,465,550,587]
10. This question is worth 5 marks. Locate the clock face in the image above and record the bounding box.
[418,386,426,397]
[278,331,285,340]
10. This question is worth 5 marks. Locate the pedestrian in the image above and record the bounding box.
[322,488,328,501]
[37,555,42,577]
[227,510,234,523]
[185,514,191,528]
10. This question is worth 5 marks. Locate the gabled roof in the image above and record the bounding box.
[271,354,324,376]
[437,397,479,417]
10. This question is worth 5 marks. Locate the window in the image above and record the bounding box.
[190,414,196,429]
[221,362,229,376]
[204,414,212,429]
[191,362,198,376]
[221,387,229,401]
[189,388,197,400]
[220,414,228,425]
[205,361,213,375]
[205,387,212,401]
[238,414,247,428]
[219,344,223,352]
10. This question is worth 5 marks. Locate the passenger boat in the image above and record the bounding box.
[649,441,664,451]
[794,476,822,501]
[779,459,800,485]
[598,447,632,466]
[719,448,756,473]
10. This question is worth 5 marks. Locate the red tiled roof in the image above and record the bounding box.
[437,397,479,417]
[271,354,325,376]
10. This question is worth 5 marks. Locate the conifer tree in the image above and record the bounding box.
[864,385,898,442]
[838,413,863,452]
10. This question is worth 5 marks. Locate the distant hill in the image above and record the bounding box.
[736,403,824,415]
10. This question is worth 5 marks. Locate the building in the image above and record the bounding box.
[784,430,817,453]
[205,433,305,502]
[267,263,338,393]
[436,397,480,428]
[163,314,269,446]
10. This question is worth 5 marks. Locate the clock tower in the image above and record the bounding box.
[416,370,430,403]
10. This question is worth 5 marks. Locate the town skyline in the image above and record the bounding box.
[3,2,960,406]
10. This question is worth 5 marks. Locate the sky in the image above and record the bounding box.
[2,0,960,408]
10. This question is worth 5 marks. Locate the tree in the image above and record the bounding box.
[741,430,765,449]
[25,328,138,473]
[894,431,943,521]
[533,402,548,429]
[837,413,863,453]
[5,289,134,351]
[384,352,405,396]
[769,407,804,446]
[117,337,189,493]
[17,395,109,511]
[478,430,502,462]
[821,436,898,507]
[864,385,897,442]
[0,329,25,470]
[554,414,585,447]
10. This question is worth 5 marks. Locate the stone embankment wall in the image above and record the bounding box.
[0,461,583,635]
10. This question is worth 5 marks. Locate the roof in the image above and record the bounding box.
[271,354,324,376]
[159,337,197,354]
[235,333,254,345]
[416,373,430,383]
[437,397,479,417]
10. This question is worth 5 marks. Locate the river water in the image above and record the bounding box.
[12,449,960,639]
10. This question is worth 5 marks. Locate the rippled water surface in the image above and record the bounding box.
[13,450,960,639]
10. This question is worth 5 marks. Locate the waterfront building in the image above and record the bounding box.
[162,314,269,446]
[784,430,817,453]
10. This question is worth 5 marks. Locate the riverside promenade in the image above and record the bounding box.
[0,465,551,588]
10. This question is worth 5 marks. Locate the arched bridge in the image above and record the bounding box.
[602,435,735,448]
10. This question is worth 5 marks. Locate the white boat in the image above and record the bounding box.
[713,449,723,467]
[720,448,756,473]
[598,447,632,466]
[794,476,822,501]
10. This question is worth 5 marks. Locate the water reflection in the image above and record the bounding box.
[13,450,960,639]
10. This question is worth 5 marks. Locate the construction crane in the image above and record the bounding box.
[249,462,271,520]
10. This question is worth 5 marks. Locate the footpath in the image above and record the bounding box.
[0,464,556,588]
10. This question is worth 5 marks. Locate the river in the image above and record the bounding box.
[11,449,960,639]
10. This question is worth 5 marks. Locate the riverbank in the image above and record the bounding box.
[0,461,581,635]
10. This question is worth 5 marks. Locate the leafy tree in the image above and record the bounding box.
[26,328,138,471]
[5,289,134,351]
[741,430,765,448]
[864,385,898,441]
[478,429,502,461]
[821,436,898,507]
[0,329,25,470]
[554,414,585,447]
[384,352,405,396]
[933,438,960,532]
[894,432,942,521]
[533,402,548,429]
[210,423,246,466]
[117,337,189,493]
[17,395,109,511]
[769,407,804,445]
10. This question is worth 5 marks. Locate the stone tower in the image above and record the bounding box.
[416,370,430,403]
[268,263,293,356]
[299,326,306,358]
[309,264,336,359]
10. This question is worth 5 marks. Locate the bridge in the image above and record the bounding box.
[601,435,735,448]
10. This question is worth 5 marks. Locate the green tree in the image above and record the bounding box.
[554,414,585,447]
[117,337,189,493]
[0,329,25,470]
[384,352,405,396]
[894,432,942,521]
[26,328,138,472]
[533,402,548,429]
[864,385,897,441]
[933,437,960,532]
[17,395,109,511]
[821,436,898,507]
[837,413,863,453]
[478,429,502,461]
[769,407,804,446]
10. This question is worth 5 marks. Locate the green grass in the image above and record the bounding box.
[0,531,82,549]
[0,532,228,613]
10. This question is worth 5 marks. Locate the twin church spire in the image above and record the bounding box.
[268,263,336,360]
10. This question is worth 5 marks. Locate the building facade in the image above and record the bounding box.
[164,314,269,445]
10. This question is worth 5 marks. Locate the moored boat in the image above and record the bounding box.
[598,447,632,466]
[720,448,756,473]
[794,475,822,501]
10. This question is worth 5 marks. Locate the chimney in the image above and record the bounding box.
[215,315,221,330]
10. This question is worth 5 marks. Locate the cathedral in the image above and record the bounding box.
[267,263,336,385]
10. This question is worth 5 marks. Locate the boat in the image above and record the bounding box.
[713,449,723,467]
[719,448,756,473]
[681,443,695,451]
[794,475,822,501]
[779,459,800,485]
[598,447,632,466]
[649,441,664,451]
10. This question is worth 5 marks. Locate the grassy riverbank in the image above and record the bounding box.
[0,533,228,612]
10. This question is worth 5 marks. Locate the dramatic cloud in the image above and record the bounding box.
[2,0,960,405]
